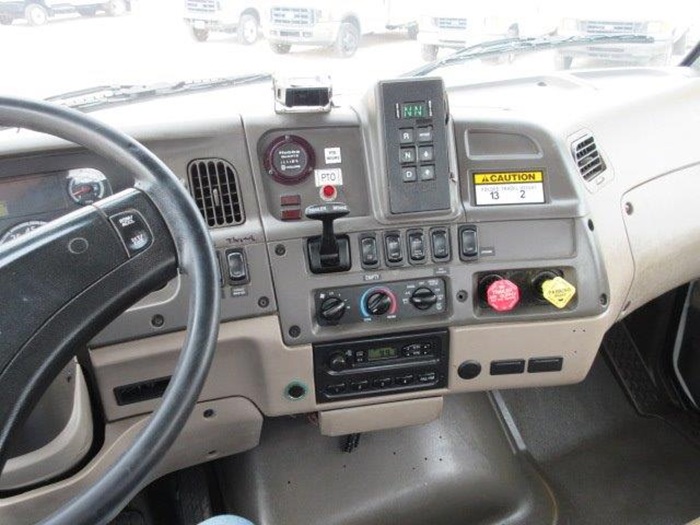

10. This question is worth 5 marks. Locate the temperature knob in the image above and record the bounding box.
[318,296,347,323]
[365,291,393,316]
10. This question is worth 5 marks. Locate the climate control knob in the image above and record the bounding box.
[318,296,347,323]
[410,287,437,310]
[365,291,393,316]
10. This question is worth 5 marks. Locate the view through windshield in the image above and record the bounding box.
[0,0,698,100]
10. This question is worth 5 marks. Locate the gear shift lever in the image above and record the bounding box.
[305,203,351,273]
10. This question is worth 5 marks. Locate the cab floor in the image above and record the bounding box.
[498,357,700,525]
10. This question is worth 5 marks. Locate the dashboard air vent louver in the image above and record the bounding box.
[572,134,606,182]
[187,159,244,228]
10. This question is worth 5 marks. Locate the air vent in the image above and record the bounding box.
[572,134,606,182]
[188,159,244,228]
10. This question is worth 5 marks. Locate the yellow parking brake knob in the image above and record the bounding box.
[541,276,576,309]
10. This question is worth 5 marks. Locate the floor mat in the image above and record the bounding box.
[499,356,700,525]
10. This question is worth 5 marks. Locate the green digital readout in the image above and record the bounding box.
[401,101,428,119]
[368,346,398,361]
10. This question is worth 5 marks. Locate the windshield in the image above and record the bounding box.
[1,0,698,101]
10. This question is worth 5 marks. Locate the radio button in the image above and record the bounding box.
[402,344,423,357]
[418,372,437,383]
[395,374,415,386]
[354,350,367,364]
[326,383,347,395]
[372,377,393,389]
[351,380,370,392]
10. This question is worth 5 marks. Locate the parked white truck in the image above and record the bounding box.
[555,2,692,68]
[183,0,263,44]
[0,0,129,26]
[417,0,557,61]
[264,0,420,58]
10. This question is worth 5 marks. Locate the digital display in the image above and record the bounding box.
[0,173,67,219]
[368,346,398,362]
[400,101,428,119]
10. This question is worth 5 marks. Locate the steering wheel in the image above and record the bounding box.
[0,97,220,524]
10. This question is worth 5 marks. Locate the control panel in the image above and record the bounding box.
[315,278,447,326]
[313,330,449,403]
[476,267,578,315]
[378,78,451,214]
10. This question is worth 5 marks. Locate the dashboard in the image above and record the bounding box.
[1,66,700,518]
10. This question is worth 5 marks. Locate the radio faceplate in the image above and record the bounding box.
[313,330,449,403]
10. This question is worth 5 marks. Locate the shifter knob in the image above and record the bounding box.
[305,203,350,256]
[305,203,352,274]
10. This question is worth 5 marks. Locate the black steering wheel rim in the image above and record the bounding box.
[0,96,220,524]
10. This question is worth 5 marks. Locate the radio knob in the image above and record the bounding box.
[319,296,347,323]
[328,352,348,372]
[365,291,392,316]
[410,287,437,310]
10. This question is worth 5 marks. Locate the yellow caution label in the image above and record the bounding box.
[473,171,544,185]
[541,276,576,309]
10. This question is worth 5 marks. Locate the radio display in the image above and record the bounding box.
[400,101,428,119]
[368,346,398,362]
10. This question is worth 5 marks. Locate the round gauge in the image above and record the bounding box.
[0,221,47,245]
[67,168,110,205]
[264,135,315,185]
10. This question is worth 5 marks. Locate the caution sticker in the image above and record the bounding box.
[541,276,576,309]
[473,170,545,206]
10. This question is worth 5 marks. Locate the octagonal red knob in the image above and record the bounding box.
[486,279,520,312]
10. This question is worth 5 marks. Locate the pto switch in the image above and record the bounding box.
[486,279,520,312]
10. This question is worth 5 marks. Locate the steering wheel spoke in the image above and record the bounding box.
[0,187,177,470]
[0,95,219,525]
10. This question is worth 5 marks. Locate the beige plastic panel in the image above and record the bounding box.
[92,314,609,422]
[319,397,444,436]
[621,164,700,315]
[449,316,607,390]
[0,397,262,525]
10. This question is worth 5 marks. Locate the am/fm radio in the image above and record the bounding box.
[313,329,449,403]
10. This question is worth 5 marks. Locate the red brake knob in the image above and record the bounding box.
[486,279,520,312]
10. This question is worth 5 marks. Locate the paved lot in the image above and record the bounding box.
[0,3,695,101]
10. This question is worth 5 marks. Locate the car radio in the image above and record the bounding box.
[313,329,449,403]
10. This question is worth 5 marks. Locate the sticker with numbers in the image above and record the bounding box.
[473,171,545,206]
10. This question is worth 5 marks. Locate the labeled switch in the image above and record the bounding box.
[407,230,426,263]
[384,233,403,264]
[225,249,248,283]
[459,226,478,259]
[109,210,152,256]
[417,126,433,142]
[399,128,415,144]
[402,166,417,182]
[430,229,450,261]
[418,146,434,162]
[360,236,379,267]
[400,147,416,164]
[419,165,435,181]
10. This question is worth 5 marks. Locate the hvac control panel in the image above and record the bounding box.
[315,278,447,326]
[313,329,449,403]
[379,77,451,214]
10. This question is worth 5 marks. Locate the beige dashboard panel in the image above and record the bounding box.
[621,164,700,315]
[0,396,261,525]
[92,314,609,423]
[319,397,444,436]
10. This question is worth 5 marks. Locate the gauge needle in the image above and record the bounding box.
[72,186,92,196]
